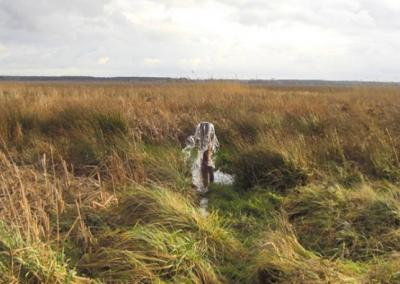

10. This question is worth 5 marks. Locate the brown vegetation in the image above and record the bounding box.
[1,81,400,283]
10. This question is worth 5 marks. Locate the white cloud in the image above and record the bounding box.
[178,58,202,68]
[98,56,110,65]
[0,44,8,54]
[0,0,399,80]
[143,58,162,66]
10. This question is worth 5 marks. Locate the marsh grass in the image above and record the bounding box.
[1,82,400,283]
[0,222,90,284]
[285,183,400,260]
[78,185,242,283]
[229,145,309,191]
[108,185,241,256]
[248,216,359,284]
[78,225,221,283]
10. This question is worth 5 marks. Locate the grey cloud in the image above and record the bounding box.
[0,0,399,80]
[0,0,197,76]
[0,0,111,43]
[220,0,399,33]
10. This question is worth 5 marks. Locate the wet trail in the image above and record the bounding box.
[198,170,234,216]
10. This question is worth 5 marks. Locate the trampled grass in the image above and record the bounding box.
[1,81,400,283]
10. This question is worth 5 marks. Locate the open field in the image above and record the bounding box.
[1,81,400,283]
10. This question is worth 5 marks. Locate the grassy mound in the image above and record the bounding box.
[109,185,241,257]
[248,217,357,284]
[285,183,400,260]
[79,225,221,283]
[230,146,309,191]
[365,254,400,283]
[78,185,242,283]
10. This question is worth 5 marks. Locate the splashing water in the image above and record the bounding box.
[183,135,234,192]
[185,148,234,216]
[214,170,235,185]
[199,197,209,217]
[198,170,235,216]
[183,122,235,216]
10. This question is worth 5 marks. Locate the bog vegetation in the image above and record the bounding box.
[0,81,400,283]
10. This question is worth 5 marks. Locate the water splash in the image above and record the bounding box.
[214,170,234,185]
[199,197,209,217]
[182,122,235,216]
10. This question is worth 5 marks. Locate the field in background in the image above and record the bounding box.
[1,81,400,283]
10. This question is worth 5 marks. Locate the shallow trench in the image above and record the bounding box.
[198,170,234,216]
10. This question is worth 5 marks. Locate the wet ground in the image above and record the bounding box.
[199,170,234,216]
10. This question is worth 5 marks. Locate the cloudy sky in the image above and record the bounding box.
[0,0,399,80]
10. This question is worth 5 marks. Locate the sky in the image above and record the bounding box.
[0,0,399,81]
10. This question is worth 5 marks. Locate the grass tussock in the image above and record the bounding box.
[248,217,358,284]
[80,185,241,283]
[230,145,309,191]
[109,185,241,258]
[365,253,400,283]
[78,225,221,283]
[285,183,400,260]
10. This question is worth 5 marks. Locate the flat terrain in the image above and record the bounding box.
[1,81,400,283]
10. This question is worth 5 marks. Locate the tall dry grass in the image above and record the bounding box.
[1,82,400,184]
[1,81,400,283]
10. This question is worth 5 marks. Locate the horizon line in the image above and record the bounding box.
[0,75,399,85]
